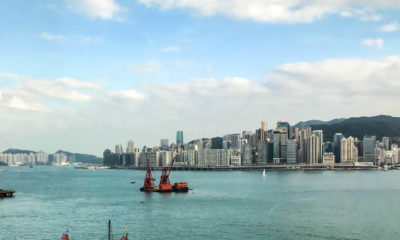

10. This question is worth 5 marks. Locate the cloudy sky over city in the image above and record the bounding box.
[1,0,400,155]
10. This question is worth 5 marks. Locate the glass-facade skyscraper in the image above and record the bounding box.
[176,131,184,146]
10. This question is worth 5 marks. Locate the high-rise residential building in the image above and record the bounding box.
[306,134,320,164]
[382,137,391,150]
[363,136,376,163]
[333,133,344,163]
[312,130,323,163]
[341,136,358,163]
[115,144,124,154]
[176,131,184,146]
[160,139,169,150]
[126,140,135,153]
[287,139,297,164]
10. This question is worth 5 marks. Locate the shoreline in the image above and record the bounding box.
[109,164,383,171]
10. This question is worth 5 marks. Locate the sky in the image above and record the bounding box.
[0,0,400,156]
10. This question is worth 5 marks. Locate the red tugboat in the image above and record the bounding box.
[173,182,189,192]
[140,155,156,192]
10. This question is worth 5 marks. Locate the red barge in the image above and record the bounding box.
[140,155,189,193]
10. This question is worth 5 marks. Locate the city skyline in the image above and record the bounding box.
[1,1,400,155]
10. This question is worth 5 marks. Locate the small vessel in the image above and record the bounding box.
[262,169,266,176]
[61,229,69,240]
[383,165,389,171]
[130,180,135,184]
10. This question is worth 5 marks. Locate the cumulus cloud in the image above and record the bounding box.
[2,56,400,154]
[9,96,50,112]
[361,38,384,48]
[137,0,400,23]
[66,0,123,20]
[41,32,64,41]
[161,46,180,52]
[380,21,399,32]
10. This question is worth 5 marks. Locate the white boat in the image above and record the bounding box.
[130,180,135,184]
[262,169,266,176]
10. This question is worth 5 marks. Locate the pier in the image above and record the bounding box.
[0,189,15,198]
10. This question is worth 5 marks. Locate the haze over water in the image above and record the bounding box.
[1,167,400,239]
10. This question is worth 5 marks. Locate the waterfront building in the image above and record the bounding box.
[273,127,288,163]
[139,151,160,167]
[126,140,135,153]
[305,134,320,164]
[324,141,334,153]
[286,139,297,164]
[241,144,253,166]
[176,131,184,146]
[340,136,358,164]
[323,153,335,165]
[256,140,268,165]
[312,130,323,163]
[363,136,376,163]
[392,144,399,164]
[333,133,344,163]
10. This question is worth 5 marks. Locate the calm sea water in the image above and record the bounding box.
[1,167,400,239]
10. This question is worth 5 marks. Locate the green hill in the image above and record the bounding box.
[307,115,400,141]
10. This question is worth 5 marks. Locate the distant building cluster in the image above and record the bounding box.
[0,152,75,166]
[104,122,400,168]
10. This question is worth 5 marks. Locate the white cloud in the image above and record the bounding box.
[109,90,146,101]
[9,96,50,112]
[40,32,64,41]
[361,38,384,48]
[380,21,399,32]
[161,46,180,52]
[137,0,400,23]
[57,77,101,90]
[66,0,123,20]
[2,56,400,155]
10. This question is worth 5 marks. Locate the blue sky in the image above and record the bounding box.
[0,0,400,155]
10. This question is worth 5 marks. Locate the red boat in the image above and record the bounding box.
[173,182,189,192]
[61,230,69,240]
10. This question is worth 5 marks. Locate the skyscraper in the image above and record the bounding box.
[382,137,390,150]
[126,140,135,153]
[273,127,288,163]
[333,133,344,163]
[115,144,124,154]
[176,131,184,146]
[312,130,323,163]
[363,136,376,163]
[287,139,297,164]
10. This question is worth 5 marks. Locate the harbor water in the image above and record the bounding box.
[1,167,400,239]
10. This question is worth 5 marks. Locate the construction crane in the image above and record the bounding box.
[140,154,155,192]
[158,156,176,192]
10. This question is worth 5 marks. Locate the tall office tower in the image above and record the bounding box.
[333,133,344,163]
[273,127,288,163]
[176,131,184,146]
[160,139,169,150]
[306,134,320,164]
[382,137,390,150]
[115,144,124,154]
[256,140,268,164]
[312,130,323,163]
[363,136,376,163]
[341,136,358,163]
[241,144,253,166]
[261,121,267,131]
[287,139,298,164]
[277,121,290,138]
[126,140,135,153]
